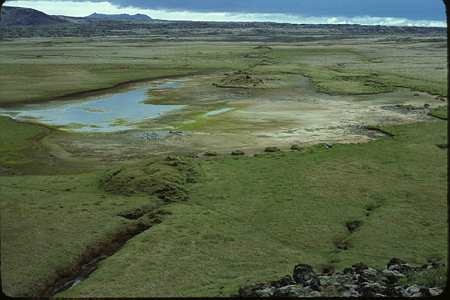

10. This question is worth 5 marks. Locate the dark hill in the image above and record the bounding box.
[86,12,152,22]
[0,6,66,26]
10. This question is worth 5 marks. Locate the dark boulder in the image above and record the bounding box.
[321,265,335,275]
[387,258,406,268]
[387,258,413,274]
[231,150,245,156]
[270,275,295,288]
[382,269,405,284]
[265,146,281,153]
[290,144,303,151]
[358,282,387,297]
[428,287,444,296]
[293,264,321,291]
[239,283,271,297]
[204,151,218,157]
[239,259,446,298]
[346,220,362,233]
[351,263,369,274]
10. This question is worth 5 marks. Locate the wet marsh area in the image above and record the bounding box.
[22,71,444,161]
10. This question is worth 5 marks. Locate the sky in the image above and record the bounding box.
[5,0,447,27]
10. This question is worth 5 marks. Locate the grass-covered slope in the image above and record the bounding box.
[0,155,199,297]
[0,116,48,167]
[59,119,447,297]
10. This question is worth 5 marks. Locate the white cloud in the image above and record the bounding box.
[6,0,447,27]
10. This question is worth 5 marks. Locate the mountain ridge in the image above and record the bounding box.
[86,12,153,22]
[0,6,66,26]
[0,6,154,26]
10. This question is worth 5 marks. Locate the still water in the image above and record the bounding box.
[0,80,185,132]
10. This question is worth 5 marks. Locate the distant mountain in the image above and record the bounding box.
[0,6,154,26]
[0,6,67,26]
[86,12,153,22]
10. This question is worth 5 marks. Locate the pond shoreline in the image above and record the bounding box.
[0,71,210,108]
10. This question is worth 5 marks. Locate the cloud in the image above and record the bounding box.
[6,0,446,20]
[6,0,447,27]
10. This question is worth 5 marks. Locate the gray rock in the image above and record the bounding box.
[308,290,322,297]
[382,269,405,284]
[293,264,314,283]
[273,285,307,297]
[362,267,378,278]
[388,263,413,274]
[429,287,443,297]
[359,282,387,297]
[352,263,369,273]
[270,275,295,288]
[334,274,354,285]
[342,288,361,297]
[255,287,276,297]
[318,276,333,285]
[239,283,270,297]
[343,284,359,290]
[239,259,446,298]
[382,269,405,278]
[403,285,421,297]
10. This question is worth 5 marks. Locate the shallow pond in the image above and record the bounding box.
[0,80,185,132]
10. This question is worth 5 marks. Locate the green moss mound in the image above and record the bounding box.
[100,156,198,202]
[213,70,266,89]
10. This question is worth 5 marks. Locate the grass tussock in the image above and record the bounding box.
[100,156,199,202]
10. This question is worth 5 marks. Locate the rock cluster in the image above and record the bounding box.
[239,259,445,298]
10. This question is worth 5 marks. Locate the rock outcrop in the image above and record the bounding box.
[239,259,445,297]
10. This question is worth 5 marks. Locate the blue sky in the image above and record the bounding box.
[6,0,447,27]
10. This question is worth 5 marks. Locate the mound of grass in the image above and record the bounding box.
[0,116,70,174]
[100,156,198,202]
[213,70,266,89]
[0,116,47,166]
[429,106,448,120]
[297,65,393,95]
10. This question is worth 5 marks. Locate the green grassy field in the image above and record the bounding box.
[0,33,447,297]
[58,118,447,297]
[1,114,447,297]
[0,37,446,105]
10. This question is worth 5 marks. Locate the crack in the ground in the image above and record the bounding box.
[41,219,159,297]
[39,156,197,297]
